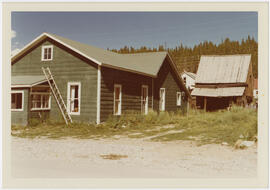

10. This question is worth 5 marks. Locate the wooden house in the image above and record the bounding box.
[181,70,196,92]
[11,33,190,126]
[191,55,253,111]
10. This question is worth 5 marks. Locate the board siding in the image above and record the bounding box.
[153,58,187,113]
[12,39,98,123]
[11,88,29,126]
[100,67,153,122]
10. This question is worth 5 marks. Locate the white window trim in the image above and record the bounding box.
[141,85,149,115]
[160,88,165,111]
[96,65,101,124]
[11,90,24,112]
[30,92,51,111]
[113,84,122,116]
[67,82,81,115]
[41,45,53,61]
[176,92,182,106]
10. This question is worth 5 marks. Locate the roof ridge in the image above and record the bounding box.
[201,54,251,57]
[46,32,119,56]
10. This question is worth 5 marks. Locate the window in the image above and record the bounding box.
[30,87,51,110]
[11,91,24,111]
[176,92,181,106]
[141,85,148,114]
[183,77,186,84]
[67,82,81,115]
[114,84,122,115]
[159,88,165,111]
[41,45,53,61]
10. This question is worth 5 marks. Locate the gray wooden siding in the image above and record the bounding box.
[11,88,29,126]
[100,67,153,122]
[12,38,98,123]
[153,58,187,112]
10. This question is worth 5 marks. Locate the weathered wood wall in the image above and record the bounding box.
[153,57,188,113]
[100,66,153,122]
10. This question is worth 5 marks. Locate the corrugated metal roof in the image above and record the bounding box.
[48,33,167,77]
[191,87,245,97]
[195,55,251,84]
[12,75,47,87]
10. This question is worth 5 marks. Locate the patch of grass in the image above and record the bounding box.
[12,106,257,146]
[152,106,257,145]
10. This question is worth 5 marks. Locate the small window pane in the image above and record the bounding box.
[115,87,120,100]
[47,48,51,59]
[68,84,80,114]
[11,93,23,110]
[42,46,53,60]
[44,48,48,59]
[31,90,50,110]
[73,99,79,112]
[114,101,119,114]
[17,93,22,109]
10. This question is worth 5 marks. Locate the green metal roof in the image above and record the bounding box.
[11,75,47,87]
[11,33,191,97]
[48,33,167,77]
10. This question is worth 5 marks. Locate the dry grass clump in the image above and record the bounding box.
[100,154,128,160]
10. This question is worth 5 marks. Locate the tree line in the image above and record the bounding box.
[108,36,258,78]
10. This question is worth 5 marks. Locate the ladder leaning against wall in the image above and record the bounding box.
[42,67,73,125]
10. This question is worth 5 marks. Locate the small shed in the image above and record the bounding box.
[181,70,196,91]
[191,55,253,111]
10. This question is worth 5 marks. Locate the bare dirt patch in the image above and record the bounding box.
[11,137,257,178]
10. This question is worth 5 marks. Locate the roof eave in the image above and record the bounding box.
[11,78,49,88]
[101,63,156,78]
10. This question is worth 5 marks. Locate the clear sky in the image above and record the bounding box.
[11,12,257,53]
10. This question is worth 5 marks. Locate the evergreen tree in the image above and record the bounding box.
[107,37,258,78]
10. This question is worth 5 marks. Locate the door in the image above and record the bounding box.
[141,85,148,114]
[114,84,122,115]
[159,88,165,111]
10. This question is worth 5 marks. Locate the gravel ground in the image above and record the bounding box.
[12,137,257,178]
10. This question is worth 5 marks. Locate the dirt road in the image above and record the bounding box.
[12,137,257,178]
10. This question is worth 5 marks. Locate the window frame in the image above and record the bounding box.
[159,88,166,111]
[141,85,149,114]
[11,90,24,112]
[183,76,186,84]
[67,82,81,115]
[30,92,51,111]
[176,91,182,106]
[113,84,122,116]
[41,45,53,61]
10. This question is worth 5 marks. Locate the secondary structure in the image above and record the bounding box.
[191,55,253,111]
[11,33,190,126]
[181,70,196,92]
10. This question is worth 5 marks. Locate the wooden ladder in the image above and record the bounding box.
[42,67,73,125]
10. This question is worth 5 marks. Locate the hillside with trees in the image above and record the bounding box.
[108,36,258,78]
